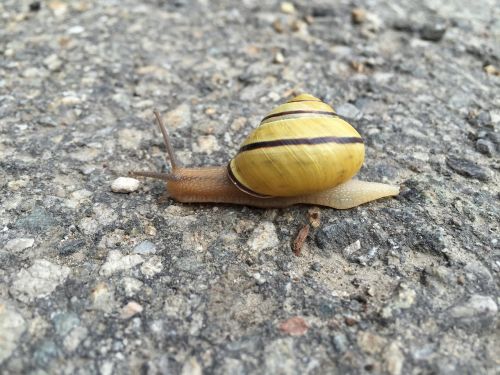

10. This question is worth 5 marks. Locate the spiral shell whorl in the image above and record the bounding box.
[228,94,365,197]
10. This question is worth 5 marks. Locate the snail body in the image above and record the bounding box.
[130,94,399,209]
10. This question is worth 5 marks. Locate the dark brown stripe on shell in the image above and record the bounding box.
[261,110,337,122]
[227,164,271,198]
[286,99,322,103]
[238,136,363,153]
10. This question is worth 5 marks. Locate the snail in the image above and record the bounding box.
[130,94,399,209]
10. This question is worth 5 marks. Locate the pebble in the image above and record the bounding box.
[332,334,349,353]
[99,250,144,276]
[445,156,490,181]
[58,239,86,256]
[272,19,284,33]
[22,67,46,78]
[140,256,163,278]
[252,272,267,285]
[181,357,202,375]
[383,342,404,375]
[121,277,144,297]
[335,103,362,120]
[90,282,115,312]
[357,331,387,354]
[342,240,361,259]
[351,8,366,24]
[164,103,191,130]
[315,221,359,251]
[279,316,309,336]
[29,1,41,12]
[280,2,295,14]
[43,54,63,71]
[476,139,494,157]
[63,326,88,352]
[447,294,497,330]
[69,146,100,161]
[118,128,143,150]
[164,294,189,318]
[11,259,71,302]
[5,238,34,253]
[484,64,500,76]
[246,221,279,254]
[311,6,336,17]
[273,51,285,64]
[33,340,58,368]
[120,301,143,319]
[0,304,27,364]
[144,224,157,236]
[467,110,492,127]
[48,0,68,16]
[7,178,29,191]
[263,339,296,373]
[67,25,85,34]
[111,177,140,193]
[133,240,156,255]
[381,284,417,319]
[193,135,220,154]
[420,21,447,42]
[52,312,80,336]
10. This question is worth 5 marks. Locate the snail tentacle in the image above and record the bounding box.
[153,110,180,170]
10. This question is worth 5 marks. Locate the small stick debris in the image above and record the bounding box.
[293,224,310,256]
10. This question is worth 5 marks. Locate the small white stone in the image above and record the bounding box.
[111,177,140,193]
[273,51,285,64]
[67,25,85,34]
[59,95,82,106]
[253,272,267,285]
[280,2,296,14]
[5,238,34,252]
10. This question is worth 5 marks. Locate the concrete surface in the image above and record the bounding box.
[0,0,499,374]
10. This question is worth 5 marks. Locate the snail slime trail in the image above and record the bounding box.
[130,94,399,209]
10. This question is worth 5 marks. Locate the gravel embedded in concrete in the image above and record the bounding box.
[0,0,498,373]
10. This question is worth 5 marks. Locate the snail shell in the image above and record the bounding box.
[228,94,365,197]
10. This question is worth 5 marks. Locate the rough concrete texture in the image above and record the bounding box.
[1,0,499,374]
